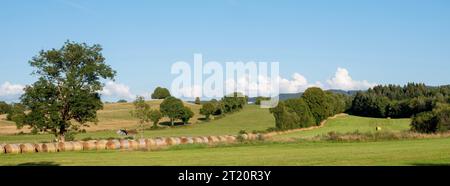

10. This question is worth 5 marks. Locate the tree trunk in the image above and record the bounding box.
[58,134,65,142]
[59,124,66,142]
[171,118,174,126]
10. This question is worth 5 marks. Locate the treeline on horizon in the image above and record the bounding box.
[350,83,450,118]
[270,83,450,134]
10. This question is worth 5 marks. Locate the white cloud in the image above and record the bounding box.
[0,82,25,102]
[278,73,317,93]
[98,67,376,101]
[0,82,25,97]
[219,67,375,97]
[100,81,135,100]
[222,73,320,97]
[325,67,377,90]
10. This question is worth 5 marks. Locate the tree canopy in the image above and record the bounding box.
[302,87,331,125]
[151,87,171,99]
[180,106,194,124]
[160,96,185,126]
[271,87,351,130]
[0,101,11,115]
[200,102,216,121]
[195,97,201,105]
[13,41,116,141]
[350,83,450,118]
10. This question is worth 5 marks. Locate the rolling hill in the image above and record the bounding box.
[0,100,202,135]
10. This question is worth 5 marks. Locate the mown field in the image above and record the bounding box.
[2,103,450,166]
[0,100,202,135]
[2,138,450,166]
[0,104,274,144]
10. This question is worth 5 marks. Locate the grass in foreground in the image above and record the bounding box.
[1,138,450,166]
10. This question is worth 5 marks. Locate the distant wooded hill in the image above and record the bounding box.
[247,89,360,103]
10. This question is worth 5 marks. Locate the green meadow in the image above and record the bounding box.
[0,105,274,144]
[2,138,450,166]
[2,104,450,166]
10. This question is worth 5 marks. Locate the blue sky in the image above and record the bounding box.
[0,0,449,101]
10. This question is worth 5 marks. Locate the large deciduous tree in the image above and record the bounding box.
[180,106,194,124]
[160,96,184,126]
[302,87,331,125]
[131,96,151,137]
[16,41,116,141]
[151,87,171,99]
[149,109,162,128]
[200,102,215,121]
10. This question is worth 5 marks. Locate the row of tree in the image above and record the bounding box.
[160,96,194,125]
[138,87,195,127]
[270,87,351,130]
[349,83,450,133]
[350,83,450,118]
[0,102,26,122]
[200,93,248,121]
[130,94,194,134]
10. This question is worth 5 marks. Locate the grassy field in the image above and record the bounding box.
[273,115,411,140]
[0,100,203,135]
[0,104,274,143]
[1,138,450,166]
[3,103,450,166]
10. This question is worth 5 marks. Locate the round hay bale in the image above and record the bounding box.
[4,144,20,154]
[259,134,272,140]
[217,136,228,143]
[200,136,209,143]
[180,137,194,144]
[145,138,156,149]
[58,142,74,152]
[33,143,43,152]
[154,138,167,147]
[19,143,36,153]
[1,144,5,154]
[165,137,181,146]
[240,134,249,140]
[137,139,147,150]
[208,136,220,143]
[264,133,275,138]
[82,140,97,150]
[256,134,266,140]
[42,143,57,153]
[180,137,188,144]
[192,137,203,144]
[128,140,139,150]
[174,137,181,145]
[247,133,257,140]
[72,141,83,151]
[119,139,130,149]
[96,140,108,150]
[186,137,194,144]
[226,135,236,142]
[106,139,120,150]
